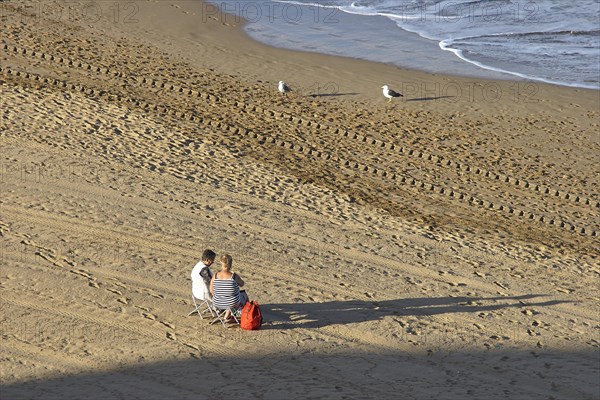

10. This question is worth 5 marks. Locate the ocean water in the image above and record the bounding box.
[209,0,600,89]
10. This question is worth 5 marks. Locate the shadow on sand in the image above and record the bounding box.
[307,92,360,98]
[406,96,456,102]
[3,339,596,399]
[3,296,594,400]
[263,294,572,330]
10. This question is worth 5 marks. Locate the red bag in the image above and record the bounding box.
[240,300,262,330]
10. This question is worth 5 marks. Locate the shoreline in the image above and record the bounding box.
[169,1,600,101]
[208,0,599,90]
[96,0,600,118]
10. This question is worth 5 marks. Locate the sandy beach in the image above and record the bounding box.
[1,0,599,399]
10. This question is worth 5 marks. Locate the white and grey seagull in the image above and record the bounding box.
[381,85,403,103]
[278,81,292,96]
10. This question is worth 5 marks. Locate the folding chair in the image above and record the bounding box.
[187,294,215,319]
[187,274,217,319]
[211,305,240,328]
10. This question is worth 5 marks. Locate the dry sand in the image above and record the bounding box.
[1,1,599,399]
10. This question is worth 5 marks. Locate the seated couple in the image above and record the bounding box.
[191,249,248,320]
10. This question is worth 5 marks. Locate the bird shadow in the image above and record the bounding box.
[261,294,574,330]
[307,92,360,98]
[406,96,456,102]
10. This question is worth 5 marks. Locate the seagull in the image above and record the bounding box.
[382,85,403,103]
[279,81,292,96]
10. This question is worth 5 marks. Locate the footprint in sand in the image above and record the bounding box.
[494,281,509,290]
[184,343,200,351]
[63,258,77,267]
[393,318,408,328]
[289,314,307,321]
[110,280,128,289]
[160,321,175,329]
[143,313,157,320]
[521,309,537,316]
[70,269,93,278]
[144,290,165,299]
[556,287,574,294]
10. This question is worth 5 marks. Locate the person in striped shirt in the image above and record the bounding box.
[210,254,247,321]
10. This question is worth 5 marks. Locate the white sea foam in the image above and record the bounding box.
[210,0,600,88]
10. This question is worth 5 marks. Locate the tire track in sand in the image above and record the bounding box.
[4,42,597,213]
[1,66,597,238]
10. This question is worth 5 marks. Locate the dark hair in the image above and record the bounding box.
[201,249,216,262]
